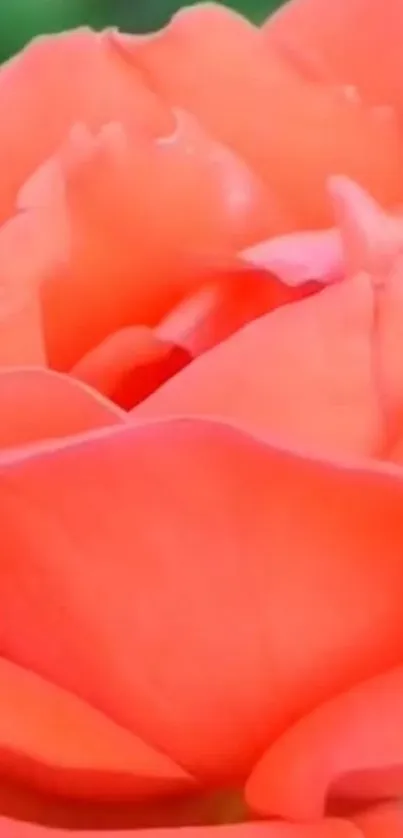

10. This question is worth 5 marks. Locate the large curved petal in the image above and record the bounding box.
[0,368,125,448]
[113,4,403,230]
[0,656,193,801]
[0,820,360,838]
[264,0,403,115]
[1,420,403,781]
[134,273,383,459]
[23,113,270,370]
[0,28,171,223]
[246,666,403,819]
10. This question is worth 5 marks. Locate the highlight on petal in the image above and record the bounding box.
[0,27,171,222]
[114,3,403,229]
[353,803,403,837]
[24,111,270,371]
[134,272,383,460]
[0,655,193,800]
[0,206,66,366]
[0,368,125,449]
[242,228,343,286]
[72,326,191,410]
[328,176,403,280]
[246,666,403,820]
[156,263,316,358]
[328,178,403,463]
[1,419,403,781]
[264,0,403,114]
[0,820,360,838]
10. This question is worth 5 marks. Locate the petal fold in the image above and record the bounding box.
[246,667,403,820]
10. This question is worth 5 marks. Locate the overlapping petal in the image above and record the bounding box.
[264,0,403,114]
[114,4,403,229]
[1,419,403,782]
[246,667,403,819]
[0,27,171,223]
[0,656,193,801]
[0,205,65,366]
[0,368,124,448]
[134,272,383,459]
[71,327,191,410]
[21,112,269,370]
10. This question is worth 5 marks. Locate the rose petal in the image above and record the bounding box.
[0,656,193,801]
[242,228,343,286]
[246,666,403,820]
[0,368,125,448]
[24,113,269,370]
[71,326,191,409]
[264,0,403,114]
[134,273,383,459]
[328,178,403,462]
[0,207,66,366]
[114,4,403,229]
[0,820,360,838]
[353,803,403,837]
[1,419,403,781]
[0,27,171,222]
[156,265,315,357]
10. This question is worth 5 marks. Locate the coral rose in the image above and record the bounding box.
[0,0,402,837]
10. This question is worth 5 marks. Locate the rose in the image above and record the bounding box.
[0,0,402,837]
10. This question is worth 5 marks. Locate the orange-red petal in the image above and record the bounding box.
[246,666,403,819]
[0,206,66,367]
[0,656,193,801]
[353,804,403,837]
[264,0,403,114]
[115,4,403,230]
[1,419,403,781]
[0,821,360,838]
[134,273,382,459]
[156,263,316,358]
[0,28,171,223]
[24,113,270,370]
[72,326,191,409]
[0,368,124,448]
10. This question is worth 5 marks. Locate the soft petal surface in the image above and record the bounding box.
[134,274,383,459]
[0,206,65,366]
[0,27,171,222]
[329,178,403,461]
[0,821,360,838]
[71,327,191,409]
[353,803,403,837]
[264,0,403,114]
[156,264,316,357]
[115,4,403,229]
[25,113,269,370]
[0,656,193,801]
[0,368,124,448]
[246,666,403,820]
[1,420,403,780]
[242,228,343,286]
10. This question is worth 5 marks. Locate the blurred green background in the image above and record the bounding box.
[0,0,285,62]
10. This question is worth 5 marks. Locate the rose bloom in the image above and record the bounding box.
[0,0,403,836]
